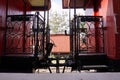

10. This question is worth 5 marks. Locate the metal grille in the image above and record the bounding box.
[4,14,46,56]
[70,16,104,55]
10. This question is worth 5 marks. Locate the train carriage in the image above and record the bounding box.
[0,0,120,73]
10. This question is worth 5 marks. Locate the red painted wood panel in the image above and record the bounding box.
[115,15,120,31]
[113,0,120,59]
[113,0,120,14]
[114,12,120,59]
[0,0,31,56]
[116,35,120,58]
[105,0,117,59]
[99,0,120,60]
[0,0,6,56]
[7,0,24,15]
[50,34,70,53]
[99,0,117,59]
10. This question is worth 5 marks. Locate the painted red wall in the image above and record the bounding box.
[99,0,120,60]
[113,0,120,59]
[50,34,70,53]
[0,0,7,56]
[7,0,24,15]
[100,0,116,59]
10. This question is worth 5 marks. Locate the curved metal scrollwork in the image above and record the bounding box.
[5,13,47,56]
[70,16,104,55]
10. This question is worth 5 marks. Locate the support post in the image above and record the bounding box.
[93,0,101,52]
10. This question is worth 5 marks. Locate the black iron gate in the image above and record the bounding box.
[4,12,48,56]
[70,16,104,55]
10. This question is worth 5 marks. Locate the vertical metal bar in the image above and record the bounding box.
[93,0,100,52]
[94,17,100,52]
[74,0,78,56]
[32,33,34,53]
[86,26,89,52]
[46,11,50,44]
[101,17,105,53]
[4,0,8,54]
[35,13,39,57]
[33,16,36,56]
[43,0,46,56]
[23,1,27,53]
[78,18,80,53]
[68,0,73,56]
[70,21,74,56]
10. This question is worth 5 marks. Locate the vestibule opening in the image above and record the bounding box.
[1,0,109,73]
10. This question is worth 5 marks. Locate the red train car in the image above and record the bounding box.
[0,0,120,72]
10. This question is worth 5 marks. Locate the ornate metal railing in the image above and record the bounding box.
[70,16,104,55]
[4,13,47,56]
